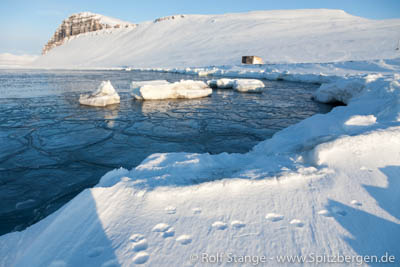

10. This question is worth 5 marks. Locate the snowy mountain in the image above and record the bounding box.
[42,12,135,55]
[33,9,400,68]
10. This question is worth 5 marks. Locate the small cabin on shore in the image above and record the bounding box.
[242,56,263,64]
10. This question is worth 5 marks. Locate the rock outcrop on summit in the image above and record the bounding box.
[42,12,135,55]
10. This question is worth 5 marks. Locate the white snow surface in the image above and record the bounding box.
[79,80,120,107]
[131,80,212,100]
[1,9,400,267]
[31,9,400,68]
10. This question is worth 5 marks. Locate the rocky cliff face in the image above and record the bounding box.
[42,12,135,55]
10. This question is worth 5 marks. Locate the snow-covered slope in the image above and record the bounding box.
[33,9,400,68]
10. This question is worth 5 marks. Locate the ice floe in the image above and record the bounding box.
[131,80,212,100]
[79,80,120,107]
[208,78,265,93]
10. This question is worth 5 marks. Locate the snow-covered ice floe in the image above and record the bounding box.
[130,80,212,100]
[1,59,400,266]
[207,78,265,93]
[79,80,120,107]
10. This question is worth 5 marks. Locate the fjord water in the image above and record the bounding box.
[0,69,332,235]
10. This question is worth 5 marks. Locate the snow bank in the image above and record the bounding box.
[208,78,265,93]
[79,81,120,107]
[131,80,212,100]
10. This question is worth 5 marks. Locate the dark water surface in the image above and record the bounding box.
[0,69,331,235]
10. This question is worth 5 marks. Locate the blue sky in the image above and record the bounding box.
[1,0,399,55]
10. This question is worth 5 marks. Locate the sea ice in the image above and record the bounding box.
[79,80,120,107]
[208,78,265,93]
[131,80,212,100]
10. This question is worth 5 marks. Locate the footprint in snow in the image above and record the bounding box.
[152,223,171,232]
[231,220,246,229]
[152,223,175,238]
[132,251,150,264]
[87,246,104,257]
[290,219,305,228]
[162,227,175,238]
[129,233,150,263]
[165,206,176,214]
[176,235,192,245]
[212,221,228,230]
[351,200,362,206]
[131,239,148,252]
[265,213,284,222]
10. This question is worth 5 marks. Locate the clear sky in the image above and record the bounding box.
[1,0,399,55]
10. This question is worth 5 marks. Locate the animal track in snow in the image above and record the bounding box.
[212,221,228,230]
[176,235,192,245]
[131,239,148,252]
[165,206,176,214]
[265,213,284,222]
[129,233,150,263]
[152,223,171,232]
[130,233,145,242]
[351,200,362,206]
[152,223,175,238]
[132,251,150,264]
[87,246,104,257]
[290,219,304,228]
[162,227,175,238]
[231,220,246,228]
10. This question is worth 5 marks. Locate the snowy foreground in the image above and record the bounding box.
[0,58,399,266]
